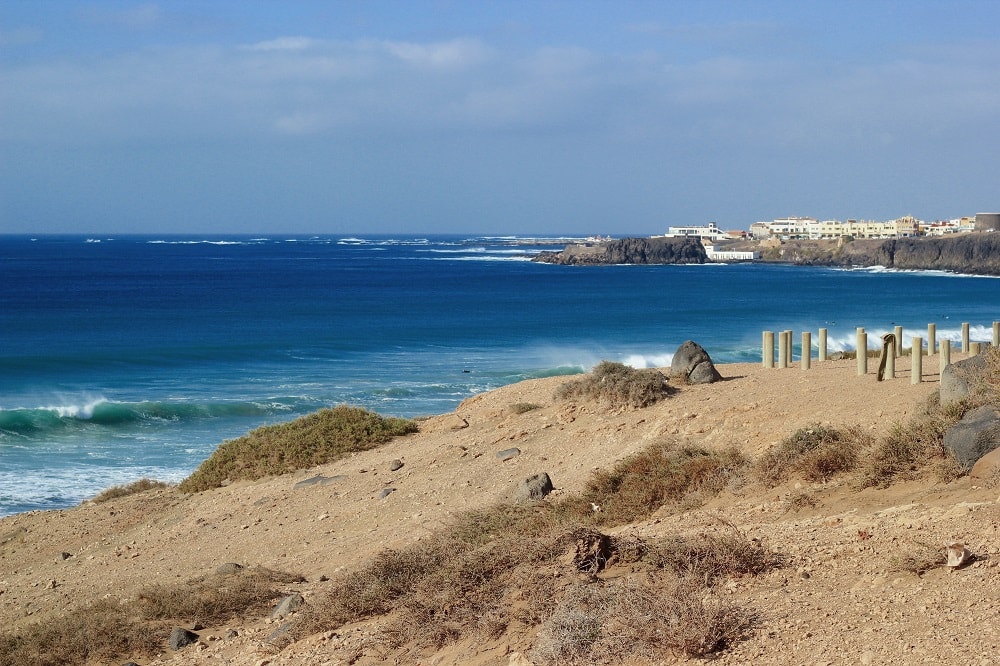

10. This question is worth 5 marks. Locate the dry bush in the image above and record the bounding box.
[0,567,302,666]
[857,397,969,489]
[531,575,757,664]
[643,526,777,584]
[889,541,946,575]
[509,402,543,414]
[754,424,867,487]
[91,478,171,503]
[583,441,749,525]
[554,361,673,410]
[179,405,417,492]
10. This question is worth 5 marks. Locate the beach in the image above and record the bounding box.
[3,356,998,664]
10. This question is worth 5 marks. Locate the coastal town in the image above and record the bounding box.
[659,213,1000,262]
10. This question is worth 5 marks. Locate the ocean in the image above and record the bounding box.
[1,234,997,516]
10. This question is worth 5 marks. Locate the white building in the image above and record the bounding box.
[662,222,728,241]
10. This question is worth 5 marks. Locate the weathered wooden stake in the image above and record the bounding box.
[778,331,788,369]
[961,323,970,353]
[941,339,951,373]
[894,325,903,357]
[911,336,922,384]
[857,328,867,376]
[818,328,828,361]
[994,321,999,347]
[970,342,982,355]
[763,331,775,368]
[927,323,936,355]
[801,332,811,370]
[784,330,793,366]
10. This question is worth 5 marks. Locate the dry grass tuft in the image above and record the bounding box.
[643,526,777,584]
[509,402,543,414]
[582,441,750,525]
[554,361,673,410]
[91,478,170,503]
[178,405,417,492]
[0,566,302,666]
[889,541,946,575]
[857,396,970,489]
[755,424,867,487]
[530,575,758,664]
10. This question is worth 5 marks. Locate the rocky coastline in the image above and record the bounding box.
[534,232,1000,275]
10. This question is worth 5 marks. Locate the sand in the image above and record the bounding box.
[2,357,998,665]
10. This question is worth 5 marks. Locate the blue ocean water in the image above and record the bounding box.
[1,234,997,516]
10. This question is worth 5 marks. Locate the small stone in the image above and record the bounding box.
[216,562,244,575]
[378,487,396,499]
[59,552,72,561]
[271,593,305,619]
[496,447,521,461]
[389,459,404,471]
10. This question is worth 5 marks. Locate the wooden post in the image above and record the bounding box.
[894,326,903,357]
[927,323,936,355]
[818,328,828,361]
[778,331,788,369]
[888,337,896,378]
[994,321,999,347]
[961,323,970,353]
[911,336,922,384]
[970,342,982,355]
[763,331,775,368]
[801,332,811,370]
[857,328,867,376]
[784,330,793,366]
[941,339,951,373]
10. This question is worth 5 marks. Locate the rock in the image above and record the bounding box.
[519,472,554,501]
[388,459,404,471]
[496,447,521,461]
[266,621,292,644]
[378,487,396,499]
[168,627,200,650]
[940,354,989,404]
[533,236,708,266]
[943,405,1000,470]
[670,340,723,384]
[970,446,1000,480]
[59,551,72,561]
[216,562,244,575]
[271,593,305,619]
[293,475,346,489]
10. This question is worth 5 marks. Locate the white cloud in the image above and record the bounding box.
[247,37,318,52]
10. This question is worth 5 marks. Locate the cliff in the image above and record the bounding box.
[532,235,707,265]
[757,233,1000,275]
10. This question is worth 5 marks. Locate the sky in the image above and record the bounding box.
[1,1,998,236]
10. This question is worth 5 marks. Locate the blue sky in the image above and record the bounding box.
[1,1,998,235]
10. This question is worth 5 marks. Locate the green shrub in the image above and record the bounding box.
[178,405,417,492]
[91,478,170,503]
[554,361,672,409]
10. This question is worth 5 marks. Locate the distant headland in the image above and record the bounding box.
[533,213,1000,275]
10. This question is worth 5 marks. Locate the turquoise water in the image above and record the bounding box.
[1,234,997,515]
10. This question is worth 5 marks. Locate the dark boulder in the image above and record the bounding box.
[519,472,554,501]
[271,593,305,619]
[670,341,722,384]
[168,627,200,651]
[943,405,1000,470]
